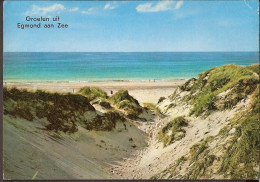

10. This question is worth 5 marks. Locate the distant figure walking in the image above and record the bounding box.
[154,79,155,82]
[73,89,74,93]
[111,90,113,95]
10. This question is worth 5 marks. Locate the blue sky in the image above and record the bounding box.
[3,1,259,52]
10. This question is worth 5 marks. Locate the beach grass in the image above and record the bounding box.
[158,116,188,147]
[109,90,143,118]
[186,64,259,116]
[3,87,126,133]
[77,86,107,101]
[218,84,259,179]
[143,102,165,118]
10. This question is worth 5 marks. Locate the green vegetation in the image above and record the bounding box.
[4,88,95,133]
[159,84,258,179]
[9,101,34,121]
[158,116,188,147]
[218,125,230,138]
[109,90,143,118]
[184,137,216,179]
[172,156,187,172]
[218,85,259,179]
[4,87,125,133]
[109,90,139,105]
[185,154,216,179]
[77,86,107,101]
[156,81,259,179]
[152,64,259,179]
[185,64,259,116]
[167,156,187,178]
[189,140,210,163]
[143,103,165,118]
[165,103,176,112]
[85,111,126,131]
[158,97,166,104]
[245,64,259,75]
[169,89,178,101]
[151,156,187,179]
[153,136,217,180]
[99,100,112,109]
[180,78,197,91]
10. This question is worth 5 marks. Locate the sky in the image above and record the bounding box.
[3,0,259,52]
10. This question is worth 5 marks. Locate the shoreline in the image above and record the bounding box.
[3,79,186,89]
[3,78,188,83]
[4,79,186,104]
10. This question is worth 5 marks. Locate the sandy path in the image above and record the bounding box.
[108,95,252,179]
[108,117,165,179]
[4,79,188,179]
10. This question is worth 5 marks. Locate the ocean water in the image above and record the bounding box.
[3,52,259,82]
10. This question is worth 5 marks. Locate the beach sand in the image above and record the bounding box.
[4,80,186,104]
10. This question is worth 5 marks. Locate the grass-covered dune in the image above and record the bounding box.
[109,90,144,119]
[77,87,148,119]
[154,64,259,180]
[171,64,259,117]
[158,116,188,147]
[3,85,150,133]
[3,88,125,133]
[3,87,148,180]
[77,86,108,102]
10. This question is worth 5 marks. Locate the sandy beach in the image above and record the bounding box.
[4,80,186,104]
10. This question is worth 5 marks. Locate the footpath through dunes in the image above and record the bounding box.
[3,87,151,179]
[3,64,259,180]
[111,64,260,180]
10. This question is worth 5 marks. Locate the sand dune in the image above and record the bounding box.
[3,64,259,180]
[3,115,147,179]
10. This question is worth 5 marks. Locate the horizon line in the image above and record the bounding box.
[3,51,259,53]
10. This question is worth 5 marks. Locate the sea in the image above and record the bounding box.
[3,52,259,82]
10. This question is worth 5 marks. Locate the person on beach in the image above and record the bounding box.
[111,90,113,95]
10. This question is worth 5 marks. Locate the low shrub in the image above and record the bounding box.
[85,111,125,131]
[13,101,34,121]
[109,90,143,118]
[77,86,107,101]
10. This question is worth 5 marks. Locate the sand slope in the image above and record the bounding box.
[3,115,147,179]
[109,64,259,179]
